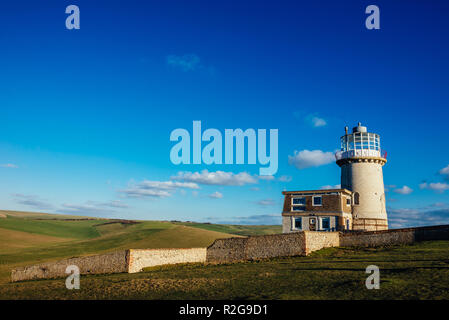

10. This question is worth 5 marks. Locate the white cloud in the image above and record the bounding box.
[60,203,115,216]
[288,150,335,169]
[206,214,281,225]
[59,200,129,216]
[166,54,201,71]
[311,116,327,127]
[11,193,53,209]
[439,164,449,180]
[420,182,449,193]
[298,112,328,128]
[320,184,341,190]
[393,185,413,195]
[388,205,449,228]
[250,187,260,191]
[120,180,199,198]
[208,191,223,199]
[172,170,257,186]
[1,163,18,168]
[102,200,129,208]
[257,199,276,206]
[278,175,292,182]
[258,175,275,181]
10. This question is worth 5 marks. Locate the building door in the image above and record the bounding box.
[309,218,316,231]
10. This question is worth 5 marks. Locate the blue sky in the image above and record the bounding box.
[1,0,448,227]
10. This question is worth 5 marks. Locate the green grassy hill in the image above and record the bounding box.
[0,210,280,286]
[174,222,282,236]
[2,210,447,300]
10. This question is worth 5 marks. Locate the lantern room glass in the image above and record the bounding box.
[341,133,380,151]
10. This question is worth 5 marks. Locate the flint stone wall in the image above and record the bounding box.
[207,232,340,263]
[11,225,449,282]
[11,250,129,282]
[340,224,449,247]
[206,232,306,263]
[128,248,206,273]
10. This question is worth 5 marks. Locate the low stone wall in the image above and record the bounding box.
[11,250,129,282]
[339,225,449,247]
[206,231,341,263]
[244,232,306,260]
[340,229,414,247]
[205,237,249,263]
[11,225,449,282]
[128,248,207,273]
[12,248,208,282]
[206,225,449,263]
[413,224,449,241]
[304,231,340,255]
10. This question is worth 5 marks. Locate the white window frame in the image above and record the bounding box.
[353,192,360,206]
[292,217,302,230]
[320,216,331,230]
[312,195,322,206]
[346,197,351,206]
[291,196,306,212]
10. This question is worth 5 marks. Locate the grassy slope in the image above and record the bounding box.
[0,211,242,285]
[0,228,70,252]
[0,216,101,239]
[1,241,448,299]
[175,222,282,236]
[0,210,98,220]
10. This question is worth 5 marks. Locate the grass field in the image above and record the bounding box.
[1,241,449,299]
[0,210,448,300]
[0,210,277,288]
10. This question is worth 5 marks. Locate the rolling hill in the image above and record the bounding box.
[0,210,280,285]
[3,210,447,300]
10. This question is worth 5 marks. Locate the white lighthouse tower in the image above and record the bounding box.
[336,123,388,231]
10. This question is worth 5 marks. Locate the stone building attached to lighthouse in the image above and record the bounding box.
[282,123,388,233]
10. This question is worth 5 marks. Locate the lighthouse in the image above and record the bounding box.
[281,122,389,234]
[336,123,388,231]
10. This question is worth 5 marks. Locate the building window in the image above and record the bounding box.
[321,217,330,230]
[294,217,302,230]
[312,196,322,206]
[292,197,306,211]
[354,192,360,205]
[346,198,351,206]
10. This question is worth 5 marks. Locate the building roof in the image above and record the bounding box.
[282,188,352,196]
